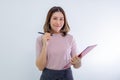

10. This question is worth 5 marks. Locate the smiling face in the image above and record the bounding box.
[44,6,70,36]
[50,11,64,33]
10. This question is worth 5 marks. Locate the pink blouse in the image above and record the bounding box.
[36,33,78,70]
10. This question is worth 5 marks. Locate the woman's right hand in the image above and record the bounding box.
[41,33,51,46]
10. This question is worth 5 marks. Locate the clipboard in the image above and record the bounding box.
[78,44,97,58]
[63,44,97,69]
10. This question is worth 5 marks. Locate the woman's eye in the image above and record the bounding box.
[53,17,57,20]
[60,18,64,21]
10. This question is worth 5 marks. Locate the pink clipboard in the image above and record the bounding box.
[63,44,97,69]
[78,44,97,58]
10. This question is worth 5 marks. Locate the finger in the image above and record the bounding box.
[71,58,74,62]
[76,56,80,61]
[70,60,75,65]
[71,57,76,63]
[44,33,51,40]
[74,56,80,63]
[73,56,78,61]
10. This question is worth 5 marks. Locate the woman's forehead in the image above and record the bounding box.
[51,12,64,18]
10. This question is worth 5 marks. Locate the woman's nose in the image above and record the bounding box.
[56,20,60,25]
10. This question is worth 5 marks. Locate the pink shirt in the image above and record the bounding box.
[36,33,78,70]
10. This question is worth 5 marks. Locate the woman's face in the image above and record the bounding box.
[50,11,64,33]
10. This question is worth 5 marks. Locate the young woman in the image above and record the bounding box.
[36,6,81,80]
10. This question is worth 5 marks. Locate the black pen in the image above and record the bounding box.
[38,32,53,36]
[38,32,44,34]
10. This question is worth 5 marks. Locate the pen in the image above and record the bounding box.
[38,32,44,34]
[38,32,53,36]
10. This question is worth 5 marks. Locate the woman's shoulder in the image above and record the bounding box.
[36,35,42,41]
[65,34,75,42]
[66,34,74,39]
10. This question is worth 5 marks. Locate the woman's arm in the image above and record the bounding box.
[36,44,47,71]
[36,33,51,71]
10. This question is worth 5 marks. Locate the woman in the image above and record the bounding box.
[36,6,81,80]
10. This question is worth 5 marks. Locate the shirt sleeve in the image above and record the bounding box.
[71,37,78,57]
[36,36,42,58]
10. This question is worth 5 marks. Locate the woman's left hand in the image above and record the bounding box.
[70,55,81,68]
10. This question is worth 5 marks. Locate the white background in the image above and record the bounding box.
[0,0,120,80]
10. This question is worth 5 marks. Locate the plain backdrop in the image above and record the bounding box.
[0,0,120,80]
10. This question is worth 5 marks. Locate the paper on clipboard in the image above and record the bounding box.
[63,44,97,69]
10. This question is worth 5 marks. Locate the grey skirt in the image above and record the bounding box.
[40,68,74,80]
